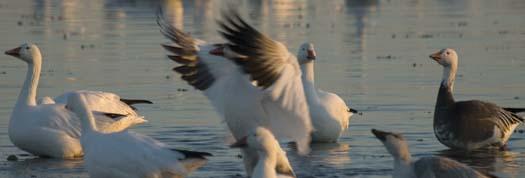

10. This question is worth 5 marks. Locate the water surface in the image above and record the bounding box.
[0,0,524,177]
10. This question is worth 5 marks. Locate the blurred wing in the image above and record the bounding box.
[158,10,216,91]
[218,9,312,154]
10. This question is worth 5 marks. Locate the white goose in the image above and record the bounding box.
[158,9,310,176]
[297,43,357,142]
[66,93,211,178]
[371,129,495,178]
[231,127,295,178]
[4,43,151,159]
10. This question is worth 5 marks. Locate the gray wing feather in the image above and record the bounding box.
[414,157,489,178]
[217,9,286,89]
[157,9,215,90]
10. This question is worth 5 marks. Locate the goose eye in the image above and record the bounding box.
[446,52,450,55]
[25,47,30,50]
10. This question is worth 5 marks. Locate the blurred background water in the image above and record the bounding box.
[0,0,524,177]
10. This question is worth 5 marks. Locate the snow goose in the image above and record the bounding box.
[372,129,494,178]
[4,43,151,158]
[296,43,357,142]
[429,48,524,150]
[66,93,211,178]
[157,9,309,176]
[231,127,295,178]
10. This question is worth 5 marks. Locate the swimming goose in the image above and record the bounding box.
[67,93,211,178]
[158,9,309,176]
[430,48,524,150]
[231,127,295,178]
[297,43,357,142]
[372,129,494,178]
[4,43,151,158]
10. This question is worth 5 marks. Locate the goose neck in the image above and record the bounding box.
[16,61,41,108]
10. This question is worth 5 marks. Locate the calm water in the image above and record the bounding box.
[0,0,524,177]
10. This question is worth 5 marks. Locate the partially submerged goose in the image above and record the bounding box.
[430,48,524,150]
[297,43,357,142]
[231,127,295,178]
[372,129,494,178]
[67,93,211,178]
[4,43,151,158]
[158,9,310,176]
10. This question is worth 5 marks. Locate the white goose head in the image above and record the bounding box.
[231,127,280,155]
[297,42,316,64]
[429,48,458,68]
[372,129,411,161]
[5,43,42,64]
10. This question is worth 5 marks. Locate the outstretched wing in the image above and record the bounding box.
[157,10,216,91]
[218,9,313,154]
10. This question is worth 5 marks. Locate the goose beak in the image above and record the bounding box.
[5,47,21,58]
[371,129,389,142]
[429,51,441,62]
[307,49,316,60]
[209,46,224,56]
[230,136,248,148]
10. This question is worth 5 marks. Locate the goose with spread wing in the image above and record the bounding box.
[430,48,524,150]
[67,93,210,178]
[157,9,311,176]
[4,43,151,158]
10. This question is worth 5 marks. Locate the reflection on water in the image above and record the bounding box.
[0,0,524,177]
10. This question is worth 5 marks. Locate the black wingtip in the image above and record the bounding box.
[102,112,128,120]
[120,99,154,105]
[503,107,525,114]
[171,149,213,159]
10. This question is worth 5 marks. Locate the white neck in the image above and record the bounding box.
[301,62,320,104]
[77,103,98,133]
[16,58,42,108]
[441,64,457,91]
[253,151,278,178]
[393,157,413,178]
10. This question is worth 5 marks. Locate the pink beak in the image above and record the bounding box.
[307,49,316,60]
[230,136,248,148]
[5,47,21,58]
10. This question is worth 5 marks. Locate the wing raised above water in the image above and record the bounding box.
[218,9,313,154]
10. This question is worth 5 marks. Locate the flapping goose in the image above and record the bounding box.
[4,43,151,158]
[157,9,309,176]
[67,93,210,178]
[430,48,524,150]
[372,129,495,178]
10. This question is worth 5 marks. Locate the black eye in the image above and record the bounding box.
[25,47,30,50]
[446,52,450,55]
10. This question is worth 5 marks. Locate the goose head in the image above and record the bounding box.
[231,127,280,155]
[371,129,411,161]
[5,43,42,64]
[429,48,458,68]
[297,42,316,64]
